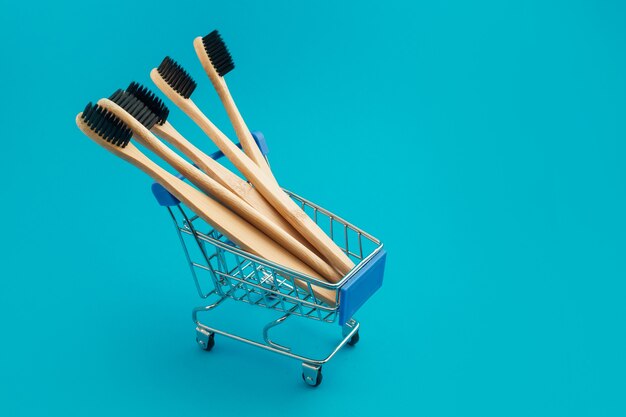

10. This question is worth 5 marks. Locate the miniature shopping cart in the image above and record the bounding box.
[151,132,387,386]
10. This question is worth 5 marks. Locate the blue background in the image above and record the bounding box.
[1,1,625,415]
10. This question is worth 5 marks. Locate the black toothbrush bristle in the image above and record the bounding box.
[108,89,159,130]
[126,82,170,125]
[157,57,197,99]
[201,30,235,77]
[80,103,132,148]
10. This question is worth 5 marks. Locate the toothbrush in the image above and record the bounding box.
[121,82,320,257]
[194,30,273,176]
[99,94,341,282]
[76,103,336,305]
[151,57,355,275]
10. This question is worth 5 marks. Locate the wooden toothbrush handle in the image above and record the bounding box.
[217,80,273,175]
[174,95,355,275]
[138,149,337,305]
[153,121,327,262]
[78,114,337,303]
[99,99,341,282]
[86,136,336,304]
[154,122,245,193]
[193,37,273,177]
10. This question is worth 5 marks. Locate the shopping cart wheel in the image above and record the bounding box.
[196,330,215,351]
[301,363,323,387]
[347,330,360,346]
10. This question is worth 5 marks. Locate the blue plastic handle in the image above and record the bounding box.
[338,249,387,325]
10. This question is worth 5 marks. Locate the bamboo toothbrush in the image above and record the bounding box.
[194,30,273,176]
[151,57,355,275]
[76,103,336,305]
[98,94,341,282]
[121,82,319,255]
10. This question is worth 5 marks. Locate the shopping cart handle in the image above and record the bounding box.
[151,131,269,206]
[338,249,387,325]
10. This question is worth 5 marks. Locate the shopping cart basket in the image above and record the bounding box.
[151,131,387,386]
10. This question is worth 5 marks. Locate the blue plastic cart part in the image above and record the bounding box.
[151,131,268,207]
[151,174,183,207]
[338,249,387,325]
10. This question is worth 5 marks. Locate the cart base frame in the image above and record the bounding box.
[192,292,361,387]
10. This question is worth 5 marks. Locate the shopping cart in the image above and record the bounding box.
[151,131,387,386]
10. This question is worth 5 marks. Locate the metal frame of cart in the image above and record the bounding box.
[152,131,387,386]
